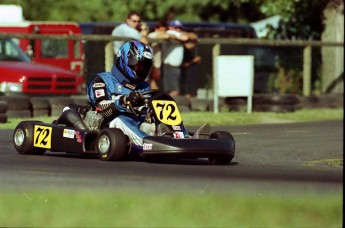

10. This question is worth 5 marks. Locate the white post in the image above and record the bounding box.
[213,44,220,113]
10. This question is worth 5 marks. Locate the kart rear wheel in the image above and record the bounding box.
[13,121,46,155]
[208,131,235,165]
[96,128,130,161]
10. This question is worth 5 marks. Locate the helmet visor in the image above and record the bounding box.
[131,58,153,81]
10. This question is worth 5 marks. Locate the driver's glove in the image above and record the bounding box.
[120,91,144,107]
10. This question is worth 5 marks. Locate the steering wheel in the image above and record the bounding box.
[126,89,166,116]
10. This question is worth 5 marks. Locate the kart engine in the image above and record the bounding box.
[84,110,104,131]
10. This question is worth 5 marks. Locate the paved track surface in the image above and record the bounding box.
[0,120,342,193]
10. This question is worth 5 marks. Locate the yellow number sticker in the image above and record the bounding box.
[152,100,182,126]
[33,125,52,149]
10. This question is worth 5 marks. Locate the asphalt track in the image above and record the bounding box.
[0,120,342,194]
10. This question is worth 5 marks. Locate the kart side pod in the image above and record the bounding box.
[141,132,235,163]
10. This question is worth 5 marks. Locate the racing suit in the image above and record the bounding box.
[87,65,151,149]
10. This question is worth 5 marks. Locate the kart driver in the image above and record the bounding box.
[87,40,153,149]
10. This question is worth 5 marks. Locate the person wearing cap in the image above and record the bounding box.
[138,21,150,45]
[111,10,143,54]
[161,19,189,96]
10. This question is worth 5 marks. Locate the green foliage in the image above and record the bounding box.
[269,67,303,94]
[261,0,330,40]
[0,0,330,39]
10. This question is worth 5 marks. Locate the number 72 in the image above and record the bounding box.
[34,125,52,149]
[152,100,182,126]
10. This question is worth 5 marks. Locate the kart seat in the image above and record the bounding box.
[55,108,89,130]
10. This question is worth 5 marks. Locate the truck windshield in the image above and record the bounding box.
[41,39,68,58]
[0,38,31,62]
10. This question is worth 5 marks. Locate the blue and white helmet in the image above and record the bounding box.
[116,40,153,83]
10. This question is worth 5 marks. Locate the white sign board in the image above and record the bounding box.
[214,55,254,113]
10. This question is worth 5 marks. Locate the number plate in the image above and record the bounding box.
[33,125,52,149]
[152,100,182,126]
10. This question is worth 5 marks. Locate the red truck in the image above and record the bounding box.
[0,38,83,95]
[0,21,84,76]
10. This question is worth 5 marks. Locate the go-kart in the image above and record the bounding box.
[13,90,235,164]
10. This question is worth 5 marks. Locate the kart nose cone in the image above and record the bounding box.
[98,135,110,154]
[14,129,25,147]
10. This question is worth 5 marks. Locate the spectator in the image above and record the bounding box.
[111,10,143,54]
[161,19,189,96]
[182,32,201,98]
[147,20,170,89]
[138,22,150,45]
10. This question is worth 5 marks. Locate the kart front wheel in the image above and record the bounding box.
[208,131,235,165]
[13,121,46,155]
[96,128,130,161]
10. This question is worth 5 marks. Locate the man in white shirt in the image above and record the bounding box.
[161,20,189,96]
[111,10,142,54]
[147,20,170,89]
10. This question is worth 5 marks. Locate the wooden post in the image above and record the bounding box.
[105,41,114,72]
[303,45,312,96]
[213,43,220,113]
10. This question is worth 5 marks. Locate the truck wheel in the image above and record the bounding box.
[208,131,235,165]
[13,121,46,155]
[96,128,130,161]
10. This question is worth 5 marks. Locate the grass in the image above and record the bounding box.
[1,108,343,129]
[0,190,342,227]
[182,108,343,126]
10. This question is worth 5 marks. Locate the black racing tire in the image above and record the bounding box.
[225,97,247,111]
[208,131,235,165]
[13,121,46,155]
[0,113,7,123]
[171,95,191,108]
[225,97,247,106]
[318,94,344,108]
[253,104,295,113]
[48,97,75,106]
[206,98,226,112]
[190,98,208,111]
[49,97,75,116]
[6,110,32,118]
[0,101,7,113]
[50,107,65,117]
[253,94,298,105]
[0,95,31,110]
[32,109,50,118]
[72,97,89,106]
[177,105,191,113]
[96,128,130,161]
[30,97,50,110]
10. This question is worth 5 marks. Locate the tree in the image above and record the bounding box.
[0,0,334,41]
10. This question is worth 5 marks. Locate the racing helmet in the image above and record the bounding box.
[116,40,153,83]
